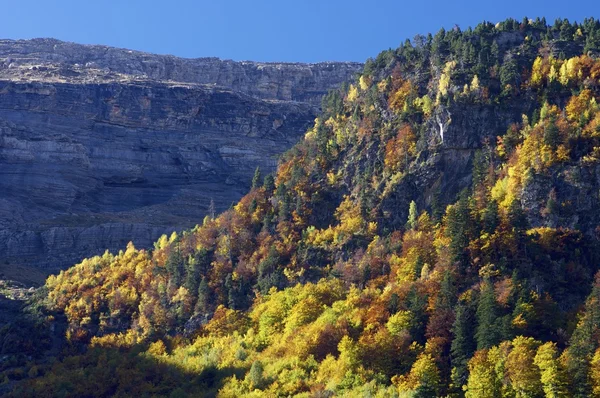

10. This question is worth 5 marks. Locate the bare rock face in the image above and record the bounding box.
[0,39,362,278]
[0,38,363,105]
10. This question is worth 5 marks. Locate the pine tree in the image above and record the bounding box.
[475,280,500,350]
[184,255,200,299]
[195,277,210,314]
[430,187,444,222]
[407,286,428,344]
[257,247,283,294]
[451,301,476,390]
[544,116,560,148]
[263,174,275,193]
[252,167,262,189]
[445,190,471,267]
[166,247,184,286]
[482,200,499,234]
[565,274,600,397]
[208,198,216,220]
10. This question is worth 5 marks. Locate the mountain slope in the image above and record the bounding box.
[8,17,600,397]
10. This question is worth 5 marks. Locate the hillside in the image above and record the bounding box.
[0,39,361,279]
[6,17,600,397]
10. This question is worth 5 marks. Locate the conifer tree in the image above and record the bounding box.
[184,255,200,298]
[195,277,211,314]
[252,167,262,189]
[475,280,500,350]
[263,174,275,194]
[451,301,476,388]
[565,274,600,397]
[482,200,499,234]
[445,190,472,266]
[166,247,184,286]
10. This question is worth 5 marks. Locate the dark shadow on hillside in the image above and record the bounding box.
[0,289,65,396]
[7,342,245,398]
[0,296,244,397]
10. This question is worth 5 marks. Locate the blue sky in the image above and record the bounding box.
[0,1,596,63]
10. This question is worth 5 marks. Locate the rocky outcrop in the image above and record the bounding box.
[0,38,363,105]
[0,40,361,278]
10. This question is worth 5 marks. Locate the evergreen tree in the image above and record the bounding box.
[263,174,275,194]
[482,200,499,234]
[166,247,184,286]
[407,286,428,344]
[445,190,472,267]
[544,116,561,148]
[565,274,600,397]
[252,167,262,189]
[451,301,476,390]
[195,277,211,314]
[430,187,444,222]
[500,57,519,92]
[184,255,200,299]
[257,247,283,294]
[475,280,500,350]
[208,198,216,220]
[507,199,528,233]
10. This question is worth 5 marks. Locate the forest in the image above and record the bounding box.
[4,17,600,397]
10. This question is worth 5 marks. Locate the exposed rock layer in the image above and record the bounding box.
[0,39,362,277]
[0,38,363,105]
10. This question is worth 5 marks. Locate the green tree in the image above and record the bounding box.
[195,277,211,314]
[543,116,560,148]
[263,174,275,193]
[184,255,200,299]
[564,274,600,397]
[166,247,184,286]
[500,57,519,92]
[247,360,265,389]
[475,280,500,350]
[407,200,418,230]
[252,167,262,189]
[451,301,476,389]
[482,200,499,234]
[445,190,472,267]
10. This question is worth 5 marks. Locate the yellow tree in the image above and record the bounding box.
[534,342,569,398]
[506,336,543,397]
[465,350,500,398]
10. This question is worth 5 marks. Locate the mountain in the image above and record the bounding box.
[0,39,362,281]
[6,17,600,397]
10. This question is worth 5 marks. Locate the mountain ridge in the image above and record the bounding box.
[0,38,364,105]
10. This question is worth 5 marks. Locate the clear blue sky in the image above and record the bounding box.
[0,0,596,63]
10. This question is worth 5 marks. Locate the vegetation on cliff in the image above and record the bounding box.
[6,17,600,397]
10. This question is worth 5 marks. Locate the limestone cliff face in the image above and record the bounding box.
[0,38,363,105]
[0,39,361,277]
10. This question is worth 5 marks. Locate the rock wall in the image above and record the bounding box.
[0,38,363,105]
[0,40,362,278]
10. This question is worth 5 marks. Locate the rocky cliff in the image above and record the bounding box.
[0,39,362,280]
[0,38,363,105]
